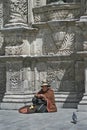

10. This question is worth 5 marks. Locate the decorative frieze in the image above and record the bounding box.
[43,24,75,55]
[5,40,30,55]
[33,3,81,23]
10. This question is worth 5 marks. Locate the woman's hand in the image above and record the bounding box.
[35,94,47,100]
[40,94,47,100]
[35,94,42,98]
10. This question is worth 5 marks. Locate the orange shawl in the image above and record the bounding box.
[37,88,57,112]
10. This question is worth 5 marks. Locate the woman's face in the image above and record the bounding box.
[41,85,48,92]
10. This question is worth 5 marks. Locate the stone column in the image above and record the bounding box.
[1,60,33,110]
[0,19,38,110]
[4,0,28,27]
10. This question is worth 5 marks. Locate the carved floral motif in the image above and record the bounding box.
[44,31,75,55]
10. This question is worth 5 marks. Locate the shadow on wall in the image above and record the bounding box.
[62,91,84,108]
[0,64,6,102]
[49,60,85,108]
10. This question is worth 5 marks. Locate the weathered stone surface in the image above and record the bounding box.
[33,3,81,23]
[0,0,87,110]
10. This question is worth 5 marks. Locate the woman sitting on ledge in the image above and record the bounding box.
[19,81,57,114]
[33,81,57,113]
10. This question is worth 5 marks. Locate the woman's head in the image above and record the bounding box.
[41,81,50,92]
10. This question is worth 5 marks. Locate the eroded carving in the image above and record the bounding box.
[7,61,23,91]
[9,0,28,23]
[46,61,75,91]
[43,31,75,55]
[33,4,80,23]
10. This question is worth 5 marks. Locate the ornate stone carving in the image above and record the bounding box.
[47,61,75,91]
[4,34,22,46]
[6,61,23,92]
[4,0,28,24]
[33,4,80,23]
[9,72,21,89]
[5,40,30,55]
[43,31,75,55]
[10,0,27,23]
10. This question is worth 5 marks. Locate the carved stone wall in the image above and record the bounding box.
[3,0,28,26]
[47,61,75,92]
[3,29,38,55]
[42,22,75,56]
[6,61,23,93]
[0,1,86,109]
[30,60,75,92]
[33,3,81,23]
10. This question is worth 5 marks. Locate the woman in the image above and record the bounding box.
[34,81,57,112]
[19,81,57,114]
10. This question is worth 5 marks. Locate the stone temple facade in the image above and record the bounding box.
[0,0,87,111]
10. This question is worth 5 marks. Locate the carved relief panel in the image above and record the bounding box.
[6,61,24,93]
[4,0,28,25]
[34,61,75,92]
[47,61,75,92]
[43,23,75,56]
[4,32,31,55]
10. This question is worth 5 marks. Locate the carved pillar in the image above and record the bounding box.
[6,61,23,94]
[0,24,38,110]
[1,60,33,109]
[3,0,28,27]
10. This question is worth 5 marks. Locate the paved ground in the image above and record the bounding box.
[0,108,87,130]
